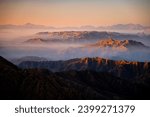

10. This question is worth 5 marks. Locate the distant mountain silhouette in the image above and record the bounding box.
[108,24,145,30]
[0,23,55,29]
[0,23,149,30]
[1,56,150,99]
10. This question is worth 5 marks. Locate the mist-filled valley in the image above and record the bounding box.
[0,27,150,63]
[3,42,150,62]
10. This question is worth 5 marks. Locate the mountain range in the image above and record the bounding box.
[25,31,150,43]
[1,23,149,31]
[1,56,150,99]
[105,24,148,30]
[0,23,55,29]
[18,57,150,79]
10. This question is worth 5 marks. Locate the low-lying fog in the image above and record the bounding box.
[0,29,150,62]
[1,41,150,62]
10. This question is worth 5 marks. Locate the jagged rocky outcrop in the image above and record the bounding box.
[88,38,148,49]
[19,57,150,79]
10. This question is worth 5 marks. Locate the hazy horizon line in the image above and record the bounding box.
[0,22,149,27]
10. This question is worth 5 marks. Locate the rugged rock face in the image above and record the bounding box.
[92,38,146,47]
[19,57,150,79]
[1,56,150,99]
[89,38,148,49]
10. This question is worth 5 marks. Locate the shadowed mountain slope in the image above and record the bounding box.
[1,56,150,99]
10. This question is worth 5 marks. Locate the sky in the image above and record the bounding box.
[0,0,150,27]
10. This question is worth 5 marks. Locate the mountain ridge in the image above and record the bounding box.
[24,31,149,42]
[19,57,150,79]
[1,23,149,30]
[88,38,149,49]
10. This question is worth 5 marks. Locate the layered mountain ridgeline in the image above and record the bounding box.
[24,31,149,43]
[87,38,149,50]
[19,57,150,79]
[1,23,149,30]
[1,56,150,99]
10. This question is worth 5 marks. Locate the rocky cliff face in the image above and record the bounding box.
[19,57,150,79]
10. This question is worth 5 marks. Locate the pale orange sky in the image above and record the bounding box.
[0,0,150,26]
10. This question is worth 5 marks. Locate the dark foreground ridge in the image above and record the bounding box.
[19,57,150,79]
[0,56,150,99]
